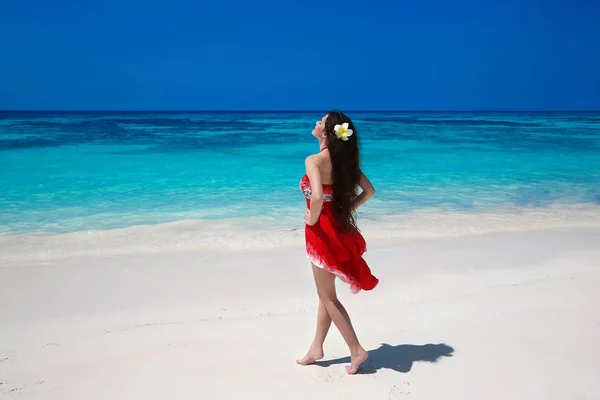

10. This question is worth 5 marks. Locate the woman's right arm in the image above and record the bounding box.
[352,170,376,210]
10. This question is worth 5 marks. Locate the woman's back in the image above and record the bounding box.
[315,149,333,185]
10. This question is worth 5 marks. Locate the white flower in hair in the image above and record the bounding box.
[334,122,353,141]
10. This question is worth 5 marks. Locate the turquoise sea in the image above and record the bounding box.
[1,111,600,260]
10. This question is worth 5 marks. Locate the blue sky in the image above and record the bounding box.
[1,0,599,110]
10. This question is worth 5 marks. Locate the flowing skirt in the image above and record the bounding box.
[305,202,379,293]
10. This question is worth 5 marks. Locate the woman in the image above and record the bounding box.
[297,110,379,375]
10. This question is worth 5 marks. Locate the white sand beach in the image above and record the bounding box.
[1,227,599,399]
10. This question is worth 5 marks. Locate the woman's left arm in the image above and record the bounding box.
[352,170,376,210]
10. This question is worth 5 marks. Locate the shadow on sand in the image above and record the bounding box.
[315,343,455,374]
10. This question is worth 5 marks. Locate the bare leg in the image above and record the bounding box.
[296,298,331,365]
[311,264,368,374]
[297,264,333,365]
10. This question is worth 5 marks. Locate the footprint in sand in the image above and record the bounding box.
[389,382,411,398]
[318,372,333,383]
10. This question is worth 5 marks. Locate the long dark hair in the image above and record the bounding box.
[324,110,361,233]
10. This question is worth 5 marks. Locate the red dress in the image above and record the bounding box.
[300,174,379,293]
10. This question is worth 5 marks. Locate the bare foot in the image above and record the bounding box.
[345,348,368,374]
[296,347,324,366]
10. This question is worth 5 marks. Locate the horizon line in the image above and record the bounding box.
[1,109,600,113]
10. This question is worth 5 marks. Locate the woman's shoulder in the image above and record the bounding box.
[305,151,329,166]
[304,153,325,169]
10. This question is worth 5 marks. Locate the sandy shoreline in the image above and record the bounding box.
[3,204,600,262]
[1,227,599,399]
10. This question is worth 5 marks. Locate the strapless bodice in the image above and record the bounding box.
[299,174,333,202]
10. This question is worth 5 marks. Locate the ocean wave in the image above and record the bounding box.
[2,205,600,262]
